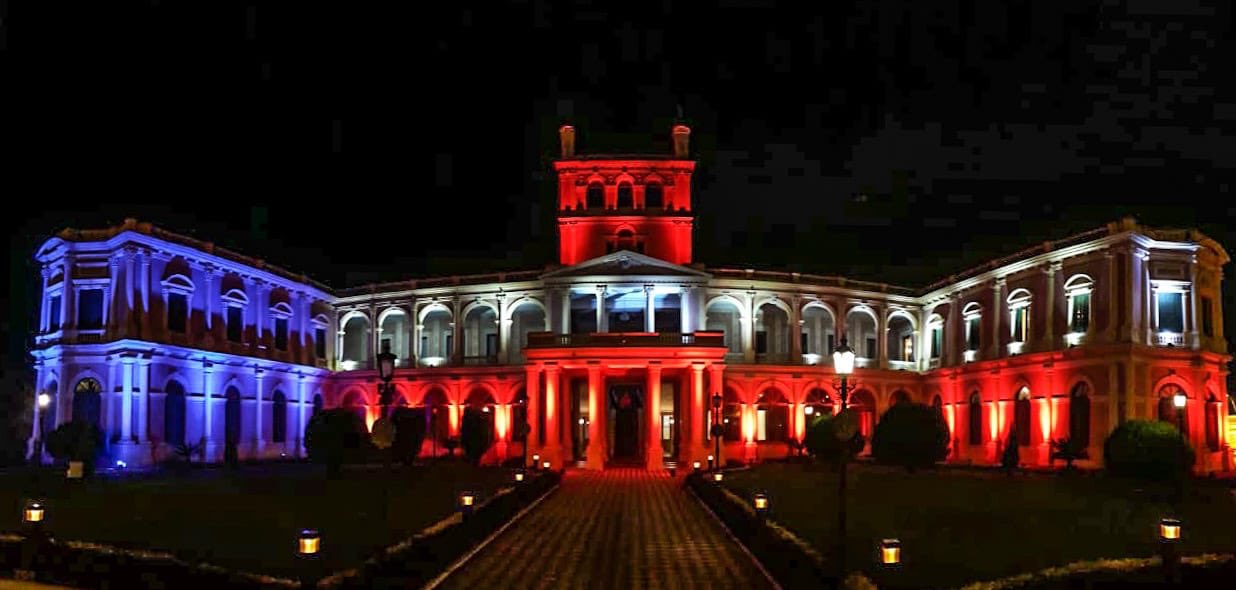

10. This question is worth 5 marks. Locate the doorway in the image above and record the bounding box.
[609,385,643,463]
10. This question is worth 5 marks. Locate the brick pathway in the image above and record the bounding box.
[438,469,776,590]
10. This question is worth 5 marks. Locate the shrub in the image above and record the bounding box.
[305,408,372,476]
[390,407,427,466]
[460,410,492,465]
[45,420,102,474]
[870,402,951,471]
[803,414,864,465]
[1103,419,1195,481]
[1001,432,1020,471]
[1050,437,1089,470]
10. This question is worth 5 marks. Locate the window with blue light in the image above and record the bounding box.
[78,289,104,329]
[275,317,288,350]
[48,295,61,331]
[227,306,243,342]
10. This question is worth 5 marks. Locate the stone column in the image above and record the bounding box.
[107,256,120,332]
[203,266,216,334]
[947,295,961,366]
[646,363,663,470]
[595,285,607,333]
[336,326,347,370]
[543,365,561,465]
[790,296,803,364]
[680,285,693,334]
[139,251,152,335]
[63,256,77,331]
[1043,262,1060,351]
[743,292,756,363]
[525,365,541,464]
[644,285,656,332]
[559,288,571,335]
[201,362,214,455]
[990,278,1005,359]
[1189,254,1201,350]
[451,297,463,365]
[254,368,267,455]
[297,375,308,457]
[875,303,888,369]
[136,358,150,444]
[586,364,605,469]
[121,356,135,441]
[38,267,52,332]
[1103,250,1117,342]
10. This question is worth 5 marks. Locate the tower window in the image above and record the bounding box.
[586,183,604,208]
[645,184,663,208]
[617,183,633,208]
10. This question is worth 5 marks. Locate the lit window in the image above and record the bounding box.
[1007,289,1032,344]
[227,306,243,342]
[48,295,62,331]
[78,289,104,329]
[1156,291,1184,334]
[1064,275,1093,335]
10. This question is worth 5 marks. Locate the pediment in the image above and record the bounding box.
[542,251,711,280]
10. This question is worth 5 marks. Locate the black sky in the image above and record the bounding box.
[6,0,1236,377]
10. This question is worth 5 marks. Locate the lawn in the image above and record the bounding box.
[722,462,1236,589]
[0,461,511,580]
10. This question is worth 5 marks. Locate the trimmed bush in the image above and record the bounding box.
[460,410,492,465]
[803,414,864,465]
[1103,419,1195,481]
[391,407,427,466]
[870,402,950,471]
[304,408,372,476]
[45,419,102,474]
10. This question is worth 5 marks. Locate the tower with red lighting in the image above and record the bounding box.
[552,125,697,266]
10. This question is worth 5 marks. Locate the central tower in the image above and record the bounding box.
[551,125,697,266]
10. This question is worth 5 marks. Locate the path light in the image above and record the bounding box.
[542,460,551,470]
[23,501,44,524]
[514,470,525,483]
[1159,518,1181,542]
[298,529,320,556]
[753,492,769,516]
[880,539,901,566]
[712,472,724,483]
[532,453,540,469]
[460,491,476,510]
[692,461,701,472]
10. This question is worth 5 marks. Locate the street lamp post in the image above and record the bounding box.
[1172,392,1186,435]
[832,337,856,580]
[377,342,397,422]
[35,393,51,468]
[711,393,723,471]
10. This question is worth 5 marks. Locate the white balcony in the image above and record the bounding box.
[888,360,915,371]
[1156,332,1184,347]
[1065,332,1086,347]
[1007,341,1025,356]
[963,350,977,363]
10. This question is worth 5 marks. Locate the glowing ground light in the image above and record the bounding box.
[24,501,44,524]
[692,461,701,471]
[542,461,551,470]
[514,470,525,483]
[753,493,769,514]
[1160,518,1181,541]
[298,529,320,556]
[460,492,476,508]
[712,472,724,483]
[880,539,901,565]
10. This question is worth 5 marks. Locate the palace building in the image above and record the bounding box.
[28,125,1234,473]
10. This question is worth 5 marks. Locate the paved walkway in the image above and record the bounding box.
[438,469,776,590]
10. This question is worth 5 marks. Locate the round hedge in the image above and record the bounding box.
[1102,419,1195,481]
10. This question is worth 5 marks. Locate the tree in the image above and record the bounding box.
[1103,420,1195,482]
[391,407,427,466]
[45,419,101,475]
[305,408,372,477]
[870,402,950,472]
[804,414,864,465]
[460,410,492,465]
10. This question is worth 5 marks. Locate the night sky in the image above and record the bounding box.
[5,1,1236,388]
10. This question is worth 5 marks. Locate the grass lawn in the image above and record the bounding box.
[723,462,1236,589]
[0,460,511,580]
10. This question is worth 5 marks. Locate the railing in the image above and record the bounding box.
[462,355,499,366]
[1156,332,1185,347]
[755,352,790,363]
[524,331,726,348]
[888,360,915,371]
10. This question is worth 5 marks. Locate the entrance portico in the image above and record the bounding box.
[523,332,727,470]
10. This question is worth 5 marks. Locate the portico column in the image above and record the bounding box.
[498,293,511,363]
[701,364,717,461]
[1189,254,1201,349]
[1043,262,1059,351]
[525,365,541,465]
[203,266,216,333]
[1103,251,1117,342]
[646,363,663,470]
[679,285,693,334]
[559,288,571,335]
[586,364,605,469]
[297,375,308,457]
[139,251,152,335]
[543,365,561,465]
[61,257,76,331]
[790,296,803,364]
[136,358,150,444]
[106,256,119,332]
[254,368,265,455]
[644,285,656,332]
[743,292,756,363]
[201,362,214,452]
[595,285,607,333]
[38,267,52,332]
[121,356,134,441]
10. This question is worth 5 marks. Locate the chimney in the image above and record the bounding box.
[672,124,690,158]
[559,125,575,158]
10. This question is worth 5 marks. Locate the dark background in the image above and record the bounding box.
[3,0,1235,461]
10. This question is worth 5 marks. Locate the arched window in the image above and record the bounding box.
[1007,289,1033,345]
[586,183,604,208]
[804,388,833,419]
[890,390,911,407]
[225,387,242,446]
[1158,384,1187,434]
[1014,388,1031,446]
[755,389,790,442]
[272,390,288,443]
[1068,383,1090,446]
[644,183,663,208]
[617,183,633,208]
[616,229,637,252]
[968,392,982,445]
[164,380,187,447]
[1064,275,1094,335]
[1205,394,1220,451]
[72,378,102,428]
[962,302,982,353]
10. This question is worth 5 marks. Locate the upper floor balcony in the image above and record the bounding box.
[525,331,726,349]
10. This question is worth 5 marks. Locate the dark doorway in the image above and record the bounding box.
[610,385,642,462]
